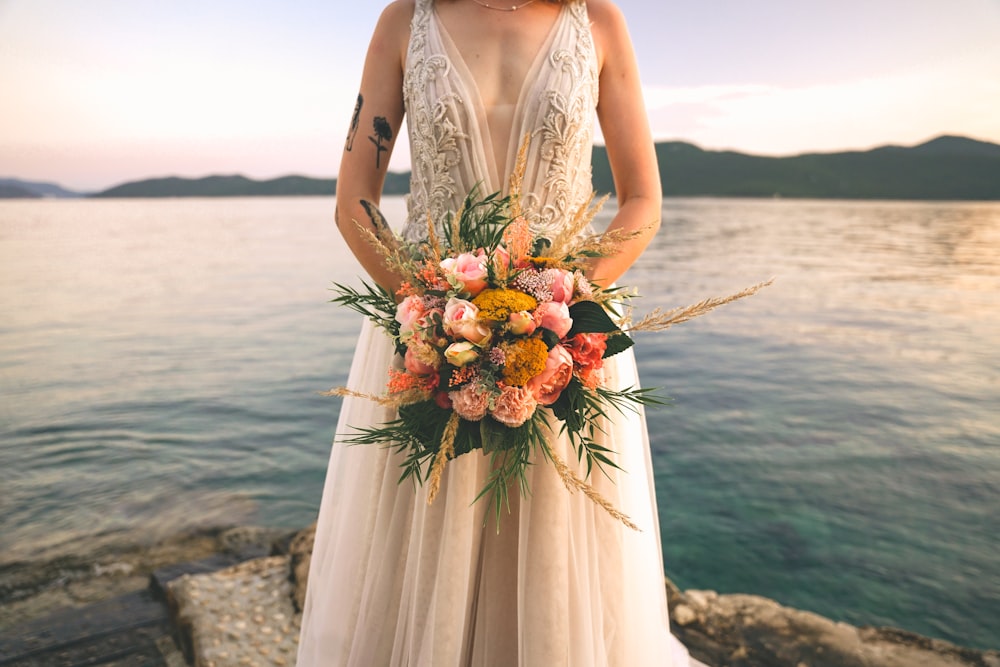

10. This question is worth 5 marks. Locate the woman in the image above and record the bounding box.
[298,1,695,665]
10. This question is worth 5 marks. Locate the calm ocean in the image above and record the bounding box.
[0,196,997,648]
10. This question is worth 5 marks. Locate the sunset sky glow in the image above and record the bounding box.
[2,0,999,191]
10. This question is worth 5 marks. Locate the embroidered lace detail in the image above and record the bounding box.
[402,0,598,244]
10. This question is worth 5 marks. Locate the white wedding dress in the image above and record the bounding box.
[297,2,696,665]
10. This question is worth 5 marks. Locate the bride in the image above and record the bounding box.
[297,1,697,665]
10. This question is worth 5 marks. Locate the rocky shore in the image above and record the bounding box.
[1,524,996,667]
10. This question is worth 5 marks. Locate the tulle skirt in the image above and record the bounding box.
[296,319,693,666]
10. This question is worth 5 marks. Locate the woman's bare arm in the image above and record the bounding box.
[587,0,663,288]
[334,1,413,295]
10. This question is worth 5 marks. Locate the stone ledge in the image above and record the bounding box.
[167,556,300,667]
[666,580,1000,667]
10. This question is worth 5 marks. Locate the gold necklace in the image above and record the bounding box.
[469,0,539,11]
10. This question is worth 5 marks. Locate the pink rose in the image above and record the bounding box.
[395,295,425,338]
[546,268,575,304]
[450,383,490,421]
[443,297,492,346]
[440,250,488,297]
[507,310,536,336]
[527,344,574,405]
[533,301,573,339]
[490,384,538,427]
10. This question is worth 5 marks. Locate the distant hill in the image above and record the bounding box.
[0,183,41,199]
[89,171,412,198]
[592,134,1000,200]
[91,174,336,198]
[11,134,999,201]
[0,178,83,199]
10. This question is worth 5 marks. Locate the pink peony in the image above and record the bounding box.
[546,268,575,304]
[533,301,573,339]
[443,297,492,346]
[490,384,538,427]
[507,310,537,336]
[527,344,574,405]
[440,250,488,297]
[450,383,490,421]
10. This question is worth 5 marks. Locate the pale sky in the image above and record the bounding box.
[2,0,999,191]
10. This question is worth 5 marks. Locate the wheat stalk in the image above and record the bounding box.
[508,133,531,219]
[353,221,412,278]
[545,444,640,532]
[549,193,610,258]
[427,412,461,505]
[628,278,775,333]
[319,386,431,408]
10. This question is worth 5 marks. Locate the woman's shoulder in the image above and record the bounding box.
[584,0,631,68]
[377,0,417,25]
[369,0,416,56]
[584,0,628,32]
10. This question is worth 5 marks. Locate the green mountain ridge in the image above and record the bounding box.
[4,135,998,200]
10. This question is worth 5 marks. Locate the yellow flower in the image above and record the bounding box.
[501,336,549,386]
[527,256,561,269]
[473,288,538,322]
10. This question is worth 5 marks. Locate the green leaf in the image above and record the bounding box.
[567,300,621,337]
[603,331,635,358]
[540,328,561,350]
[480,418,511,452]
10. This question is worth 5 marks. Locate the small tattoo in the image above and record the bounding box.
[369,116,392,169]
[361,199,389,237]
[345,93,363,151]
[360,199,393,245]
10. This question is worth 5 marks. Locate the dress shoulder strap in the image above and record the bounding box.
[410,0,432,33]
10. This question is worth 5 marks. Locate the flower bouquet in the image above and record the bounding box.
[329,149,770,529]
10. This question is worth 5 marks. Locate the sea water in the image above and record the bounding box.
[0,196,997,648]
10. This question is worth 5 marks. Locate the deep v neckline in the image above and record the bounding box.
[431,4,567,192]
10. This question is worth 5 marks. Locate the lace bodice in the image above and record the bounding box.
[401,0,599,244]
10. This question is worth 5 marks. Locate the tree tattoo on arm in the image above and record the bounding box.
[345,93,363,151]
[369,117,392,169]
